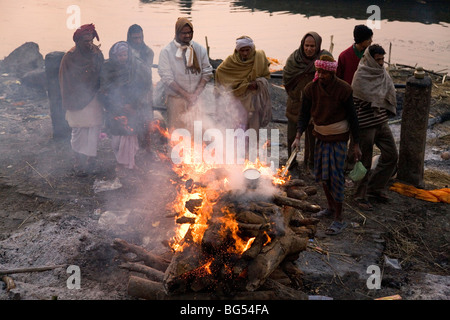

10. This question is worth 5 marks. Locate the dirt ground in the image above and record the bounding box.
[0,64,449,301]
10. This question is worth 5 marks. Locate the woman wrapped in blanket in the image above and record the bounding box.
[99,41,152,176]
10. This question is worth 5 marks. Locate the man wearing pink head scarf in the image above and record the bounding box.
[292,54,361,236]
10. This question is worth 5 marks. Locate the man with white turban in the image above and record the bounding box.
[214,36,272,133]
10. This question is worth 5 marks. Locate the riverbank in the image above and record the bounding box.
[0,44,449,301]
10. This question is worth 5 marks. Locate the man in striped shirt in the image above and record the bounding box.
[351,44,398,210]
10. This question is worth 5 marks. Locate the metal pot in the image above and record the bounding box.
[243,168,261,190]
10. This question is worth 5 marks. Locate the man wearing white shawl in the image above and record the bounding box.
[351,44,398,210]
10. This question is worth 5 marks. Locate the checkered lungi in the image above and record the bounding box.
[314,140,348,203]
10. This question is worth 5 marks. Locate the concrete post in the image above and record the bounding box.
[45,51,71,140]
[397,67,432,188]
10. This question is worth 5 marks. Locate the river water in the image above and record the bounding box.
[1,0,449,75]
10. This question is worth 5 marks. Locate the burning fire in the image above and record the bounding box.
[242,158,289,186]
[152,121,291,255]
[217,209,256,255]
[168,158,290,255]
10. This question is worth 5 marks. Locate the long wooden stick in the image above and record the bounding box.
[388,42,392,65]
[281,147,298,177]
[205,36,210,59]
[329,35,334,54]
[26,161,53,189]
[394,63,446,77]
[0,265,67,276]
[17,211,36,229]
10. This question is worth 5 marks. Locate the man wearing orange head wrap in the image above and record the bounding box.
[158,17,213,134]
[59,23,104,176]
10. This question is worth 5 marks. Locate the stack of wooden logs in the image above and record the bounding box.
[113,178,322,300]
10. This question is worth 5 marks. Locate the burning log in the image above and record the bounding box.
[128,276,167,300]
[119,262,165,282]
[286,187,308,200]
[303,186,318,196]
[161,183,320,296]
[235,210,268,225]
[290,217,319,238]
[283,180,317,194]
[284,184,318,200]
[245,227,308,291]
[198,168,229,186]
[115,159,324,300]
[236,221,267,231]
[283,179,317,197]
[280,260,304,288]
[176,216,196,224]
[201,221,233,255]
[269,267,292,286]
[241,232,269,260]
[118,202,318,299]
[128,276,307,300]
[283,178,306,187]
[185,198,203,214]
[290,217,320,227]
[290,226,315,238]
[273,194,321,213]
[236,201,281,217]
[112,238,171,272]
[163,245,207,295]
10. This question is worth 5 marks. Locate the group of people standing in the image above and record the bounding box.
[59,18,273,177]
[59,19,398,236]
[285,25,398,235]
[59,23,155,177]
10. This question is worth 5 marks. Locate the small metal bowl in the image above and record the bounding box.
[243,168,261,190]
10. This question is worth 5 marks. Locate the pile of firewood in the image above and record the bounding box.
[112,178,322,300]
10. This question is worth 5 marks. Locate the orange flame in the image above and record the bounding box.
[149,119,171,139]
[217,210,255,255]
[203,260,212,274]
[263,231,272,246]
[243,237,256,252]
[167,139,288,253]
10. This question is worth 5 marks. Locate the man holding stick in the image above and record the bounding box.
[292,54,361,235]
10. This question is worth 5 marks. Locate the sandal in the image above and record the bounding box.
[71,166,88,177]
[312,208,334,218]
[355,198,373,211]
[325,221,348,235]
[368,192,390,202]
